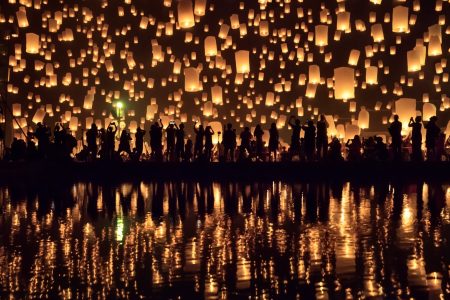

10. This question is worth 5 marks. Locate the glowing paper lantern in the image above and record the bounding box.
[194,0,207,16]
[428,35,442,56]
[12,103,21,117]
[395,98,416,128]
[211,85,223,105]
[204,36,217,56]
[348,50,360,66]
[235,50,250,74]
[423,103,436,120]
[32,108,46,124]
[392,6,409,33]
[184,67,201,92]
[178,0,195,29]
[407,49,421,72]
[308,65,320,84]
[337,12,351,31]
[203,101,213,117]
[366,66,378,84]
[358,107,370,129]
[16,7,29,28]
[334,67,355,100]
[265,92,275,106]
[25,33,40,54]
[315,25,328,46]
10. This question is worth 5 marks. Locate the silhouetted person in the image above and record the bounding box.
[288,116,301,158]
[222,123,236,162]
[98,128,107,159]
[11,137,26,161]
[166,122,176,161]
[268,123,279,161]
[408,116,422,161]
[184,138,193,162]
[135,126,145,160]
[316,114,328,160]
[374,136,388,161]
[86,123,98,159]
[328,137,343,161]
[436,132,446,161]
[62,128,77,159]
[239,127,252,159]
[346,135,362,162]
[363,136,376,160]
[204,125,215,162]
[425,116,440,161]
[105,122,117,160]
[118,129,132,157]
[26,135,38,161]
[388,115,402,161]
[253,124,264,161]
[193,121,204,160]
[35,122,50,159]
[175,123,185,161]
[150,119,163,161]
[302,120,316,161]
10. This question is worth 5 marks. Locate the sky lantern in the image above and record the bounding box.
[348,50,360,66]
[265,92,274,106]
[428,35,442,56]
[211,85,223,105]
[314,25,328,46]
[203,101,213,117]
[407,49,420,72]
[32,108,46,124]
[345,124,360,141]
[334,67,355,100]
[16,7,29,28]
[194,0,207,16]
[178,0,195,29]
[358,107,370,129]
[392,6,409,33]
[423,103,436,121]
[308,65,320,84]
[235,50,250,74]
[184,67,201,92]
[25,33,40,54]
[366,66,378,84]
[371,24,384,42]
[337,11,351,32]
[204,36,217,56]
[395,98,416,128]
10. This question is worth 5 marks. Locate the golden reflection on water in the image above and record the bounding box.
[0,181,450,299]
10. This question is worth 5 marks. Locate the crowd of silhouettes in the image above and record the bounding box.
[1,114,450,163]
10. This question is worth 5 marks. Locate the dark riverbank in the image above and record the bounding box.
[1,160,449,183]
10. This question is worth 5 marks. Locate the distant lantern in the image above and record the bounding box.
[25,33,40,54]
[308,65,320,84]
[348,50,360,66]
[203,101,213,117]
[395,98,416,128]
[178,0,195,29]
[12,103,21,117]
[204,36,217,56]
[235,50,250,74]
[371,24,384,42]
[428,35,442,56]
[334,67,355,100]
[366,66,378,84]
[315,25,328,46]
[265,92,275,106]
[184,67,201,92]
[358,107,370,129]
[407,49,421,72]
[337,11,351,31]
[69,117,78,132]
[211,85,223,105]
[423,103,436,120]
[194,0,207,16]
[16,7,29,28]
[32,108,46,124]
[392,6,409,33]
[259,21,269,37]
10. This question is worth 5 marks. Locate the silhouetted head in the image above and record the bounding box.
[180,123,185,129]
[320,114,325,121]
[307,120,314,126]
[270,123,276,129]
[91,123,97,129]
[198,125,204,131]
[256,124,261,130]
[415,116,422,123]
[206,126,212,131]
[154,122,159,127]
[393,114,399,121]
[295,118,300,125]
[354,135,360,142]
[430,116,437,123]
[244,126,250,132]
[227,123,232,130]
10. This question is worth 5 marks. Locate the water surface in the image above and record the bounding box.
[1,181,450,299]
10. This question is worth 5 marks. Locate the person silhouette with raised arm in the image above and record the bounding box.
[425,116,440,161]
[86,123,99,160]
[302,120,316,162]
[166,121,176,161]
[135,126,146,160]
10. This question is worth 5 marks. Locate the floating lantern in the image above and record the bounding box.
[334,67,355,100]
[395,98,416,128]
[315,25,328,46]
[178,0,195,29]
[204,36,217,56]
[184,67,201,92]
[235,50,250,74]
[358,107,370,129]
[423,103,436,120]
[392,6,409,33]
[25,33,40,54]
